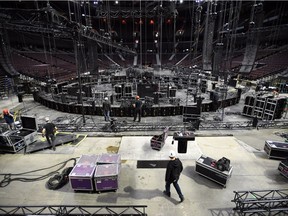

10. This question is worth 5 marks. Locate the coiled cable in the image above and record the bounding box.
[46,167,73,190]
[0,158,77,188]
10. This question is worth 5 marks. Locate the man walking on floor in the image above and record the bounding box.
[42,117,57,151]
[163,150,184,203]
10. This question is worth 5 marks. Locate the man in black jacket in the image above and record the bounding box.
[42,117,57,151]
[132,95,142,122]
[102,97,111,121]
[163,150,184,202]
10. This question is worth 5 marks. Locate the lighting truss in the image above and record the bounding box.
[37,119,288,133]
[0,6,137,55]
[0,205,147,216]
[232,189,288,215]
[94,9,175,19]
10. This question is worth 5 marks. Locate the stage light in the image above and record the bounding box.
[150,19,154,25]
[115,0,119,4]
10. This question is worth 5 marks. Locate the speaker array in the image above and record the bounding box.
[242,95,286,120]
[35,92,241,117]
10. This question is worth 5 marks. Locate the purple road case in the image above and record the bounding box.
[97,153,121,164]
[94,164,119,192]
[77,154,99,166]
[69,164,96,191]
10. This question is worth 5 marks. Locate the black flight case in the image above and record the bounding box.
[195,155,233,188]
[264,140,288,159]
[278,159,288,179]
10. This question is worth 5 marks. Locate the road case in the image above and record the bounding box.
[97,153,121,164]
[0,131,25,153]
[278,159,288,179]
[150,127,169,151]
[195,155,233,187]
[77,154,99,166]
[69,164,96,191]
[94,164,119,192]
[18,115,38,146]
[264,140,288,159]
[0,116,38,153]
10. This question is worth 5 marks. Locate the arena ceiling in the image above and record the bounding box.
[0,1,287,52]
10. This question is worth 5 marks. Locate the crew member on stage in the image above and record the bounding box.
[252,115,259,130]
[42,117,57,151]
[2,109,15,130]
[132,95,142,122]
[102,97,111,122]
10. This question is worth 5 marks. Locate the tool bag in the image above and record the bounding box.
[216,157,230,171]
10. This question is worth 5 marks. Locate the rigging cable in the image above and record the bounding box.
[188,0,195,64]
[271,2,284,47]
[159,1,163,68]
[227,1,242,72]
[140,1,143,69]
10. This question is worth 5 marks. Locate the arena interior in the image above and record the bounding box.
[0,1,288,215]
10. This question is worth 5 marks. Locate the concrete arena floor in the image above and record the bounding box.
[0,95,287,216]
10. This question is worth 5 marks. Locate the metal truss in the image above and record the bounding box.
[200,120,288,130]
[0,205,147,216]
[0,23,71,37]
[0,6,136,55]
[39,122,184,133]
[95,8,175,19]
[232,189,288,216]
[81,29,136,54]
[38,119,288,133]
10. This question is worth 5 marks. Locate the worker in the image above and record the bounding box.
[2,109,15,130]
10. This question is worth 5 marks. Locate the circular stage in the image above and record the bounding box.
[33,68,241,118]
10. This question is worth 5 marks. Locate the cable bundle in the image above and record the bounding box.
[0,158,77,188]
[46,167,73,190]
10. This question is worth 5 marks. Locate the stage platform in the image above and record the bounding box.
[11,133,85,154]
[118,135,202,160]
[0,94,287,216]
[0,130,287,216]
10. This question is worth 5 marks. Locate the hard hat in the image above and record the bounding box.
[169,150,176,158]
[3,109,8,115]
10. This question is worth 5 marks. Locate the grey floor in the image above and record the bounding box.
[0,95,287,216]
